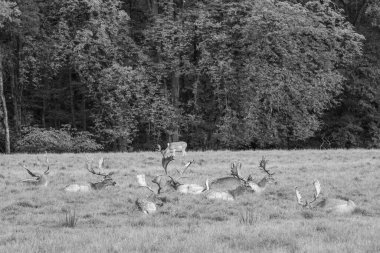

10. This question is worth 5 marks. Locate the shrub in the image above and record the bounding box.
[15,126,103,153]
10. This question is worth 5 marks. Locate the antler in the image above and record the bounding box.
[170,159,195,183]
[137,174,155,193]
[86,157,112,177]
[259,157,274,177]
[295,187,305,206]
[37,151,50,174]
[231,162,245,181]
[162,155,174,174]
[295,179,321,208]
[177,160,194,175]
[23,165,38,178]
[157,144,168,157]
[43,152,50,174]
[309,180,321,205]
[98,157,104,173]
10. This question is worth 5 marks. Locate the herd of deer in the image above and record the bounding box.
[19,141,358,216]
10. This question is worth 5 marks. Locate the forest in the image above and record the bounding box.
[0,0,379,153]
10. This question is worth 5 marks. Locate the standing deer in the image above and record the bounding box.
[295,180,357,214]
[21,153,50,187]
[64,157,116,192]
[157,141,187,157]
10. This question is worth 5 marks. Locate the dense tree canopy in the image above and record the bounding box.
[0,0,379,152]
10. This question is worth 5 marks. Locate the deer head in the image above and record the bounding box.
[21,152,50,186]
[257,156,276,185]
[86,157,116,189]
[152,155,195,193]
[230,162,256,188]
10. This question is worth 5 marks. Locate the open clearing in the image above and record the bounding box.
[0,150,380,253]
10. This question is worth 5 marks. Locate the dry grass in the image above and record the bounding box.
[0,149,379,252]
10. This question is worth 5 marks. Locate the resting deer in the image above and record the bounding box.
[209,162,254,191]
[204,182,252,201]
[295,180,357,214]
[64,157,116,192]
[245,157,276,193]
[136,174,164,214]
[210,157,275,194]
[151,154,200,194]
[21,153,50,187]
[165,160,209,195]
[157,141,187,157]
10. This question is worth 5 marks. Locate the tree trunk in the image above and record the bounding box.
[81,94,86,130]
[10,34,21,135]
[42,85,46,128]
[170,72,180,142]
[68,67,76,128]
[146,0,159,15]
[0,53,11,153]
[10,67,21,134]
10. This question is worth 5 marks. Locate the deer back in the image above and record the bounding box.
[167,141,187,151]
[209,176,244,191]
[90,177,116,190]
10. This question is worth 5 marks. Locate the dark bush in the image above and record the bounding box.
[15,126,103,153]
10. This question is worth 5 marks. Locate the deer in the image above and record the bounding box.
[295,180,357,214]
[245,157,276,193]
[135,174,164,214]
[21,153,50,187]
[204,181,252,201]
[209,162,254,191]
[157,141,187,157]
[152,155,206,194]
[64,157,116,192]
[210,157,275,194]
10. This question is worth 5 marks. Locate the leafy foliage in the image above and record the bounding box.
[1,0,380,151]
[15,126,102,153]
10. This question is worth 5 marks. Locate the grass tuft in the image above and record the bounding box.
[239,208,257,225]
[62,208,78,228]
[301,210,314,219]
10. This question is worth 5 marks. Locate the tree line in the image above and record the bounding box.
[0,0,379,153]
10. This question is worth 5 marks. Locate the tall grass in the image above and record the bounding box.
[62,208,78,228]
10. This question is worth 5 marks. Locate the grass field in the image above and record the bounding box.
[0,150,380,253]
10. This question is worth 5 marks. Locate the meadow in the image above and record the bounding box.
[0,149,379,253]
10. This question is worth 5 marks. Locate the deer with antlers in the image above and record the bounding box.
[135,174,164,214]
[295,180,357,214]
[209,157,275,194]
[157,141,187,157]
[21,153,50,187]
[152,155,206,194]
[64,157,116,192]
[208,162,253,191]
[245,157,276,193]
